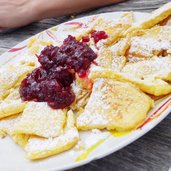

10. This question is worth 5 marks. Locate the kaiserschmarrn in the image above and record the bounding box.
[0,2,171,160]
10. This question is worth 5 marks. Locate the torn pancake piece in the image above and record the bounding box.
[89,65,171,96]
[122,56,171,82]
[25,110,79,160]
[86,12,134,52]
[96,47,127,71]
[14,102,67,138]
[77,78,153,131]
[124,2,171,35]
[70,81,91,111]
[0,64,34,100]
[0,114,22,136]
[128,26,171,58]
[0,88,26,119]
[0,114,29,147]
[94,12,134,47]
[121,56,171,96]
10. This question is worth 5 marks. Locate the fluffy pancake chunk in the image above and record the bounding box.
[14,102,67,138]
[96,47,127,71]
[0,114,21,136]
[96,48,114,68]
[0,114,29,147]
[24,110,79,160]
[12,134,30,148]
[0,64,34,100]
[96,12,133,46]
[128,78,171,97]
[89,65,171,96]
[88,12,134,51]
[122,56,171,81]
[71,81,91,111]
[0,88,26,119]
[125,2,171,35]
[95,37,129,71]
[77,78,153,131]
[128,26,171,58]
[121,56,171,95]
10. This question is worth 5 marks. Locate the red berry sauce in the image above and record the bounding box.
[81,30,108,44]
[20,35,97,109]
[91,30,108,44]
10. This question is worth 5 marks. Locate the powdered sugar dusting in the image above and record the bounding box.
[25,128,78,153]
[0,115,21,135]
[129,36,171,57]
[14,102,66,138]
[122,56,171,79]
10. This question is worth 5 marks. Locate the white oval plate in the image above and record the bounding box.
[0,12,171,171]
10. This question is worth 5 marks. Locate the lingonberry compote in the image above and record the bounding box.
[20,35,97,109]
